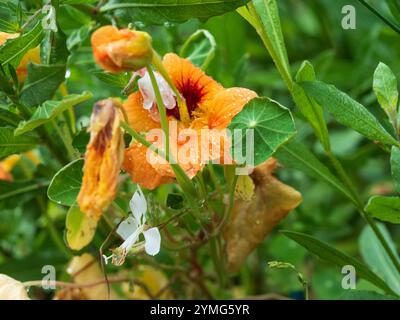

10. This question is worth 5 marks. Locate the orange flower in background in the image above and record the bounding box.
[0,32,40,82]
[0,152,40,181]
[91,26,153,73]
[122,53,257,189]
[77,99,125,220]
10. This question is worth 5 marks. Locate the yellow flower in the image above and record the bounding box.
[77,99,125,220]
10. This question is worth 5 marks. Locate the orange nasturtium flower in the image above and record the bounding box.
[122,53,257,189]
[77,99,125,220]
[91,26,153,73]
[0,32,40,82]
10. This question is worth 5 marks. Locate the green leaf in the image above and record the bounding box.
[72,128,89,154]
[228,97,296,166]
[292,61,330,151]
[100,0,250,24]
[0,127,39,160]
[42,28,70,65]
[300,80,399,147]
[20,63,66,107]
[0,108,23,127]
[359,223,400,295]
[65,206,98,251]
[93,71,131,89]
[47,158,83,206]
[391,146,400,192]
[180,29,216,70]
[166,193,185,210]
[282,230,397,296]
[340,290,398,300]
[365,196,400,224]
[67,23,93,51]
[250,0,291,83]
[0,1,19,33]
[276,141,355,204]
[0,22,43,68]
[15,92,92,135]
[0,179,50,210]
[373,62,398,115]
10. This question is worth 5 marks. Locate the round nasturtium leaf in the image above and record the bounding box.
[47,158,84,206]
[228,97,296,166]
[66,206,98,251]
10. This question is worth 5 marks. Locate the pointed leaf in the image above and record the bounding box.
[373,62,398,115]
[300,80,399,147]
[15,92,92,135]
[365,196,400,224]
[282,230,397,296]
[0,22,43,67]
[20,64,66,107]
[390,146,400,192]
[100,0,250,24]
[0,127,39,160]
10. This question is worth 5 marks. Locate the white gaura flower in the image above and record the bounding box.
[103,187,161,265]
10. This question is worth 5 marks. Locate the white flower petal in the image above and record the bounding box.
[129,187,147,224]
[143,227,161,256]
[116,216,138,240]
[119,227,141,252]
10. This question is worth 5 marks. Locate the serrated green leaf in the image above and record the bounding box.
[282,230,397,296]
[276,141,355,204]
[365,196,400,224]
[180,29,216,70]
[391,146,400,192]
[100,0,250,24]
[293,61,330,150]
[300,80,400,147]
[359,224,400,295]
[20,63,66,107]
[15,92,92,135]
[66,206,98,251]
[228,97,296,166]
[373,62,398,115]
[0,22,43,67]
[0,127,39,159]
[47,158,83,206]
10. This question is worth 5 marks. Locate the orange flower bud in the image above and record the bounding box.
[91,26,153,73]
[0,32,41,82]
[77,99,125,220]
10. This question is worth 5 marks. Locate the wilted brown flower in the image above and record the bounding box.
[77,99,125,220]
[224,159,302,272]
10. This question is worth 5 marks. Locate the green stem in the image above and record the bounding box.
[50,119,76,161]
